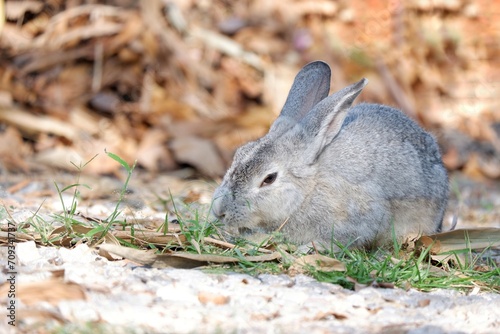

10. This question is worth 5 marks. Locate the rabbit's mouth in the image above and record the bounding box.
[220,222,273,244]
[218,225,253,239]
[220,227,257,244]
[238,227,254,236]
[235,226,274,246]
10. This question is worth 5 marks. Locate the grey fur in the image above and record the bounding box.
[212,61,448,249]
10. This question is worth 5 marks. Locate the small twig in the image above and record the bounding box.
[190,28,264,71]
[92,42,104,92]
[203,236,235,249]
[311,241,319,254]
[276,217,291,233]
[203,236,274,254]
[6,179,31,194]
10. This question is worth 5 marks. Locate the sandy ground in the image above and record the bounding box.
[0,170,499,333]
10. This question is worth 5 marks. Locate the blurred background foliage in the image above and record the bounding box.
[0,0,499,179]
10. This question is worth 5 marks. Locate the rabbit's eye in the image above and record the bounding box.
[261,172,277,187]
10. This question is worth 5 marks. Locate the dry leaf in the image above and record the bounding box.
[136,129,177,172]
[370,281,395,289]
[198,291,230,305]
[169,136,225,177]
[429,253,468,268]
[191,239,202,254]
[99,243,281,269]
[5,1,44,20]
[0,278,86,306]
[290,254,346,274]
[48,225,120,247]
[112,227,186,246]
[417,228,500,254]
[313,311,348,321]
[0,108,77,141]
[418,299,431,307]
[0,126,31,172]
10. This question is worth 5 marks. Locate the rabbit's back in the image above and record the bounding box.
[319,103,448,244]
[325,103,446,194]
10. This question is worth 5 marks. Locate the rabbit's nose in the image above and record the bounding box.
[211,204,224,219]
[211,191,226,220]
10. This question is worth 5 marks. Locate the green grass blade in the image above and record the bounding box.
[105,150,131,172]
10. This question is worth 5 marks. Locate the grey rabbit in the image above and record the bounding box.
[211,61,448,250]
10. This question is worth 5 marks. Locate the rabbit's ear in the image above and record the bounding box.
[270,61,331,134]
[300,78,368,162]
